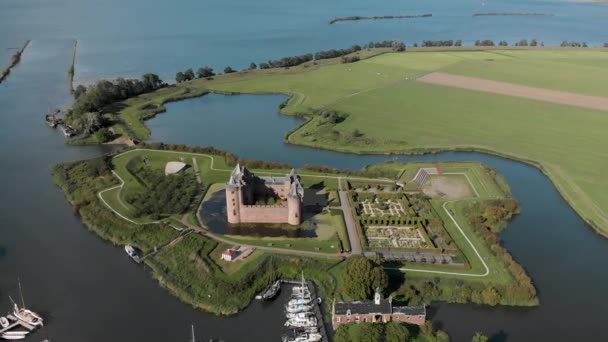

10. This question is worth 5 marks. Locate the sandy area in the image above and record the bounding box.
[422,176,472,199]
[418,72,608,112]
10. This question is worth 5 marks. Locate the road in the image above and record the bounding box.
[338,190,362,255]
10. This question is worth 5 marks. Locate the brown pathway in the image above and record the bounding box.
[418,72,608,112]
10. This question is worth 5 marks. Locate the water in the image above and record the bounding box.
[1,0,607,341]
[148,94,608,341]
[0,40,292,342]
[2,0,608,83]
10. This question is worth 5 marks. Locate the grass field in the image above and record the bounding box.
[177,48,608,237]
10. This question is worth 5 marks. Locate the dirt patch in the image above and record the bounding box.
[417,72,608,112]
[422,175,472,199]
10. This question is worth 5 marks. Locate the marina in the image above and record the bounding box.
[282,274,327,342]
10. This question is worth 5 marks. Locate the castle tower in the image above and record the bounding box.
[226,164,242,224]
[287,172,304,225]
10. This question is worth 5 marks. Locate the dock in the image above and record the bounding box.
[282,279,329,342]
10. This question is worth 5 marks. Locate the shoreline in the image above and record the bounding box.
[329,14,432,25]
[0,39,30,84]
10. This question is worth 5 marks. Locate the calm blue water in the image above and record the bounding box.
[2,0,608,82]
[1,0,608,341]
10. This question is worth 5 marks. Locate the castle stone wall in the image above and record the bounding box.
[238,205,290,223]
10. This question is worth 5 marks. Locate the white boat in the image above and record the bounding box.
[285,304,313,313]
[124,245,142,262]
[0,316,9,328]
[286,312,314,319]
[13,303,43,327]
[9,279,44,328]
[288,297,312,306]
[287,333,322,342]
[285,316,317,328]
[0,331,28,340]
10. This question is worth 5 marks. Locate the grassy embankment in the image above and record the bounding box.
[186,48,608,238]
[52,153,345,316]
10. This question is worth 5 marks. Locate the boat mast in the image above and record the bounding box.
[190,324,195,342]
[18,277,25,308]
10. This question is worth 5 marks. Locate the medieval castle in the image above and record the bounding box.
[225,164,304,225]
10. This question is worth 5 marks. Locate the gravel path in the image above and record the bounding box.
[418,72,608,112]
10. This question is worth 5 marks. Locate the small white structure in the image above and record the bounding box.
[221,249,236,262]
[165,161,186,176]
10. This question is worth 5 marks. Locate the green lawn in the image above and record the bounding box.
[192,49,608,237]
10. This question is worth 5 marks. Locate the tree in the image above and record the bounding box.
[481,286,501,305]
[357,323,382,342]
[472,332,489,342]
[224,66,236,74]
[73,85,87,99]
[175,72,186,83]
[455,40,462,46]
[517,39,528,47]
[385,321,410,342]
[184,68,195,81]
[436,330,451,342]
[333,325,350,342]
[142,73,162,90]
[197,66,215,78]
[391,40,406,52]
[342,256,388,300]
[605,42,608,48]
[259,62,270,69]
[530,38,538,47]
[248,62,257,70]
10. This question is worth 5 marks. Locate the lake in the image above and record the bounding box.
[1,0,608,341]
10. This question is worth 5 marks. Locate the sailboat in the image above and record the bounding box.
[10,280,44,327]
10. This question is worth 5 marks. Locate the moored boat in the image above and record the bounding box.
[12,303,43,327]
[0,331,27,340]
[0,317,8,329]
[285,304,313,313]
[124,245,142,263]
[285,316,317,328]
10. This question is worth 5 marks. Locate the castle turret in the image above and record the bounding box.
[226,164,243,224]
[287,175,304,225]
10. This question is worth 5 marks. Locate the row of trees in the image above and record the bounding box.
[260,53,314,69]
[560,40,588,47]
[175,66,216,83]
[334,321,450,342]
[71,73,164,116]
[421,40,463,47]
